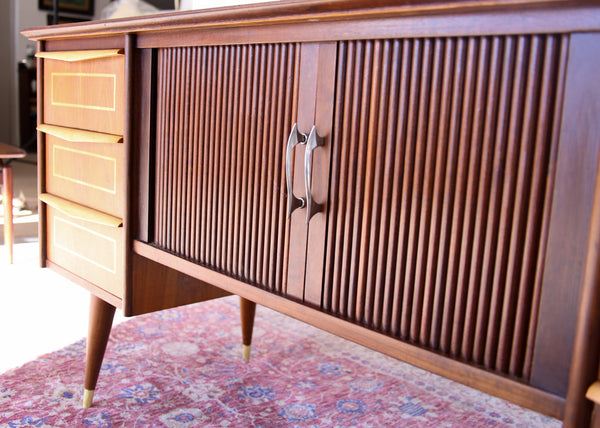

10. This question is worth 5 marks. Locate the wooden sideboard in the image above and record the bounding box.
[23,0,600,425]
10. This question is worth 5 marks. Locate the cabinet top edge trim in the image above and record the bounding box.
[22,0,600,41]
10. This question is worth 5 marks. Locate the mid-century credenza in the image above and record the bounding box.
[23,0,600,425]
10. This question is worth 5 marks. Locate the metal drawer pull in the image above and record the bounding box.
[38,124,123,144]
[39,193,123,228]
[36,49,124,62]
[304,126,323,224]
[285,123,307,218]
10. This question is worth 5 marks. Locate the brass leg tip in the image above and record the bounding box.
[83,389,94,408]
[243,344,251,361]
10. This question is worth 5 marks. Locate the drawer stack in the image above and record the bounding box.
[37,49,126,299]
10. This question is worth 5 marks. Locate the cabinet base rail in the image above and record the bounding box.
[129,240,565,419]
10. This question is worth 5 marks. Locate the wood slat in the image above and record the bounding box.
[443,36,477,356]
[430,37,464,349]
[483,35,528,369]
[523,35,569,381]
[417,38,446,346]
[496,35,542,373]
[409,37,435,342]
[371,39,397,329]
[460,36,501,361]
[383,39,412,333]
[452,36,488,358]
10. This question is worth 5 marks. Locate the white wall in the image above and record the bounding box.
[16,0,48,68]
[16,0,112,63]
[180,0,275,9]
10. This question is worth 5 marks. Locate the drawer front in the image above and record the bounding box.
[43,55,125,135]
[46,205,124,298]
[45,134,125,218]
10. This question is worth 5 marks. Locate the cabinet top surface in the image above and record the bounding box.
[22,0,600,41]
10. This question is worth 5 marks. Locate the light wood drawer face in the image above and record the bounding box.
[46,205,123,298]
[45,135,124,218]
[43,55,124,135]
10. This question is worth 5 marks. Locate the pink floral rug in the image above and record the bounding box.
[0,295,560,427]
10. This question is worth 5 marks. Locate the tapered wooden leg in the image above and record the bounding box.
[1,163,14,264]
[240,296,256,360]
[591,404,600,428]
[83,295,116,408]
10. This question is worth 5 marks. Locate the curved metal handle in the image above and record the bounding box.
[286,123,307,218]
[304,126,324,224]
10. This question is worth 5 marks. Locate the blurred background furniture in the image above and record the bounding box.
[0,142,27,263]
[17,61,36,152]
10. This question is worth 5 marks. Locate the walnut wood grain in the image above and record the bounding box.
[122,33,135,320]
[84,295,116,408]
[561,33,600,428]
[531,33,600,400]
[240,296,256,355]
[129,252,230,316]
[21,1,600,42]
[303,42,337,307]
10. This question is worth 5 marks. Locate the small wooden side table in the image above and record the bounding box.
[0,142,27,263]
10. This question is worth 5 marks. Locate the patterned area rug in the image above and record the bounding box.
[0,295,560,427]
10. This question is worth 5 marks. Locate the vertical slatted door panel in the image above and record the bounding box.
[153,44,300,292]
[323,34,566,379]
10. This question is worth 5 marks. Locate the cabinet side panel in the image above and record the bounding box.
[130,252,230,315]
[37,40,47,267]
[531,33,600,397]
[324,34,565,382]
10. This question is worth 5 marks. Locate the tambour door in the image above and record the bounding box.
[152,42,335,296]
[316,35,567,386]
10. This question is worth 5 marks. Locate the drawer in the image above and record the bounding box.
[43,196,124,298]
[39,50,125,135]
[41,125,125,218]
